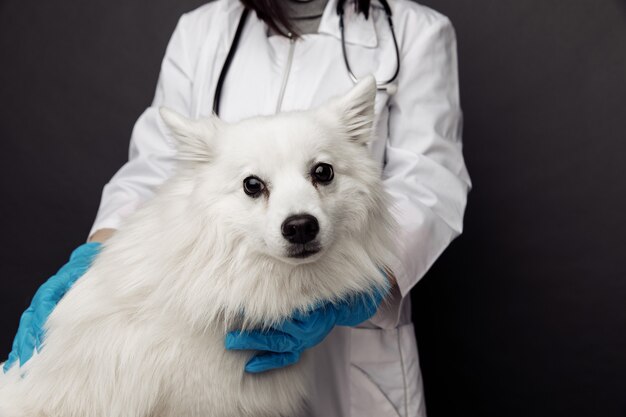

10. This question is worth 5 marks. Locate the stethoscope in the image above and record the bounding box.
[213,0,401,116]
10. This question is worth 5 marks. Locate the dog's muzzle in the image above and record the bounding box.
[282,214,321,258]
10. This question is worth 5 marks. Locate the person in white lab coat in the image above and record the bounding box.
[4,0,471,415]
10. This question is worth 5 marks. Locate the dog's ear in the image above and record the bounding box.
[159,107,218,162]
[322,75,377,145]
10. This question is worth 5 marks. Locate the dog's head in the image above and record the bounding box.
[159,76,397,327]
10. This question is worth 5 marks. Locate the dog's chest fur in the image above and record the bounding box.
[0,263,310,417]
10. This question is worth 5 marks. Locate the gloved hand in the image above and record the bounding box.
[225,279,388,373]
[3,242,101,373]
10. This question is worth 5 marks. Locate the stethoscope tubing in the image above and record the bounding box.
[212,0,400,116]
[213,8,250,116]
[338,0,400,92]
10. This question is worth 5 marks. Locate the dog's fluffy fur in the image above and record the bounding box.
[0,76,397,417]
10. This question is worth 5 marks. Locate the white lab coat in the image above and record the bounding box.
[88,0,472,415]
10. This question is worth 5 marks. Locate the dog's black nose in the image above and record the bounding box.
[281,214,319,244]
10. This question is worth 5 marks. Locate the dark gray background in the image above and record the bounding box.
[1,1,625,416]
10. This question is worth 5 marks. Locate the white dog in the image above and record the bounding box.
[0,76,397,417]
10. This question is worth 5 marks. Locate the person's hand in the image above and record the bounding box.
[225,276,389,373]
[2,242,102,373]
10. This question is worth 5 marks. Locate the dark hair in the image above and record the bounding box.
[239,0,371,38]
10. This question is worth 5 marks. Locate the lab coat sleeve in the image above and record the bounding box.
[87,14,195,239]
[370,11,472,328]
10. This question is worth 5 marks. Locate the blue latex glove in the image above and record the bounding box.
[225,280,388,373]
[3,242,101,373]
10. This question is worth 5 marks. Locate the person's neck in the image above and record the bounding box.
[270,0,329,37]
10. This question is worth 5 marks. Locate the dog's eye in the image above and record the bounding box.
[243,176,266,197]
[312,163,334,184]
